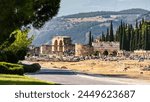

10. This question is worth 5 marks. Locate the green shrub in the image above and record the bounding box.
[0,64,8,73]
[0,62,41,75]
[8,67,24,75]
[0,62,24,75]
[0,52,7,61]
[23,63,41,73]
[4,51,18,63]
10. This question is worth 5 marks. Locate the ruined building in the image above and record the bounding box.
[51,36,75,55]
[29,36,120,57]
[92,39,120,56]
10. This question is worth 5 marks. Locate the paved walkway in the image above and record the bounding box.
[27,68,150,85]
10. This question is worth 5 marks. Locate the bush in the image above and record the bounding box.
[0,62,24,75]
[0,52,7,61]
[61,66,68,69]
[4,51,18,63]
[23,63,41,73]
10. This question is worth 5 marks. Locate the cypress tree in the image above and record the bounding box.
[102,31,106,41]
[115,28,119,41]
[138,29,142,49]
[91,35,94,43]
[134,28,139,50]
[88,31,92,46]
[106,28,109,41]
[119,21,123,50]
[126,25,132,51]
[116,19,150,51]
[144,23,149,50]
[148,25,150,50]
[130,29,135,51]
[109,21,114,42]
[122,23,127,50]
[136,20,138,29]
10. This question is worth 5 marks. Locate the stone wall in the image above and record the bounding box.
[75,44,94,56]
[92,41,120,55]
[40,45,52,55]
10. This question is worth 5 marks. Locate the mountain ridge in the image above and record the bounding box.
[29,8,150,46]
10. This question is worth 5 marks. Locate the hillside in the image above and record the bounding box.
[29,8,150,46]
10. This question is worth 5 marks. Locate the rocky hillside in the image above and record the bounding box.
[29,8,150,46]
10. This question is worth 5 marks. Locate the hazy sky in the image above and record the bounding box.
[57,0,150,16]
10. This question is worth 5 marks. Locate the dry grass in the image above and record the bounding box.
[31,60,150,81]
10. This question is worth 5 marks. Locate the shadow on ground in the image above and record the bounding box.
[27,68,135,79]
[28,68,77,75]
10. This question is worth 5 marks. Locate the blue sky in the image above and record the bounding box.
[57,0,150,16]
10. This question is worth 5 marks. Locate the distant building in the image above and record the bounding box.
[40,45,52,55]
[51,36,75,55]
[133,50,150,57]
[28,35,121,57]
[28,45,40,56]
[92,39,120,56]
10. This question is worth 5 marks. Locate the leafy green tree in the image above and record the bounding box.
[3,30,33,63]
[0,0,61,45]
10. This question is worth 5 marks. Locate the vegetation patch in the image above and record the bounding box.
[0,62,41,75]
[22,63,41,73]
[0,62,24,75]
[0,74,55,85]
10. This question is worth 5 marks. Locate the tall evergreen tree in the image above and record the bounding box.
[109,21,114,42]
[144,22,149,50]
[106,28,109,41]
[115,28,119,41]
[122,23,127,50]
[102,31,106,41]
[117,19,150,51]
[130,29,135,51]
[119,21,123,50]
[91,35,94,43]
[88,31,92,46]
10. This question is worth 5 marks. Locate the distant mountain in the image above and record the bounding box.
[29,8,150,46]
[119,8,149,14]
[137,12,150,21]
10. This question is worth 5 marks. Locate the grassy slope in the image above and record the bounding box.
[0,74,55,85]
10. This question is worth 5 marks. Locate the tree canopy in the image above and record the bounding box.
[0,0,61,44]
[116,20,150,51]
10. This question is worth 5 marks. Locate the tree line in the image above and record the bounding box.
[99,21,115,42]
[99,19,150,51]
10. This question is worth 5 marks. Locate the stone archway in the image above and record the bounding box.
[112,51,117,56]
[54,40,58,51]
[103,50,109,56]
[59,40,63,52]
